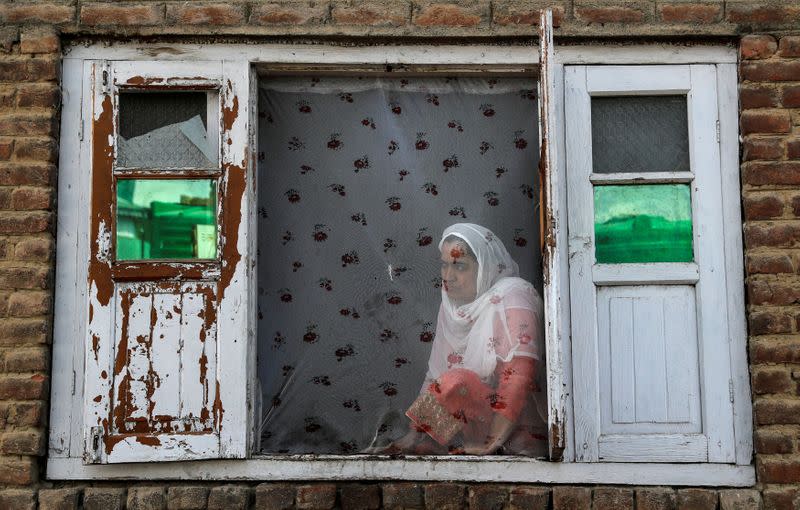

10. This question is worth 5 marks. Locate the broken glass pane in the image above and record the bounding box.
[117,92,218,169]
[594,184,693,263]
[116,179,217,260]
[591,96,689,174]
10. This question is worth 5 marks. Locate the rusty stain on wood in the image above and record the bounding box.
[89,92,115,307]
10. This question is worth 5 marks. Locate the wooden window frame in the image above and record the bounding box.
[48,40,753,485]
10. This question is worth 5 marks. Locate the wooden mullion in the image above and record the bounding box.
[114,169,222,179]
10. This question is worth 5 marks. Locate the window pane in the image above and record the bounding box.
[591,96,689,174]
[256,76,547,456]
[594,184,693,263]
[118,92,218,169]
[116,179,217,260]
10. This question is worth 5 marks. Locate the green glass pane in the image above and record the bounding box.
[594,184,693,264]
[116,179,217,260]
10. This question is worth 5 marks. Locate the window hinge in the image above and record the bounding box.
[728,378,734,403]
[71,369,76,396]
[78,119,84,141]
[84,426,103,464]
[715,120,720,143]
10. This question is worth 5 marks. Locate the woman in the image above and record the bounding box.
[390,223,547,456]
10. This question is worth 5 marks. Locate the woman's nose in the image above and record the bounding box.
[442,265,453,282]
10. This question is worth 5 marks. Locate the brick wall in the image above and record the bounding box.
[0,1,797,509]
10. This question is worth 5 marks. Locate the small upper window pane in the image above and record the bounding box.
[117,92,218,169]
[591,96,689,174]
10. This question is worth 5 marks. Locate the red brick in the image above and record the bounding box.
[0,489,36,510]
[635,487,676,510]
[553,487,591,510]
[788,138,800,160]
[758,457,800,483]
[741,110,791,135]
[167,3,245,26]
[39,488,81,510]
[13,138,57,163]
[749,276,800,305]
[424,483,466,510]
[81,2,164,26]
[676,489,717,510]
[0,58,59,83]
[468,485,509,510]
[0,139,12,161]
[10,188,53,211]
[744,194,784,219]
[752,366,795,393]
[740,85,779,109]
[740,35,778,60]
[657,3,721,24]
[745,222,800,249]
[744,162,800,186]
[0,212,51,234]
[383,483,424,509]
[751,338,800,363]
[0,163,55,186]
[14,237,54,262]
[413,3,486,27]
[296,484,337,509]
[755,428,795,454]
[594,488,633,510]
[506,487,548,510]
[0,319,49,345]
[719,490,762,510]
[755,398,800,425]
[2,400,46,426]
[763,486,800,510]
[0,2,75,24]
[791,195,800,217]
[207,486,251,510]
[492,2,566,27]
[726,4,800,25]
[0,88,15,109]
[0,430,44,455]
[574,4,647,24]
[332,3,409,27]
[17,85,60,109]
[250,3,328,25]
[0,456,37,485]
[782,85,800,108]
[0,373,48,399]
[743,137,784,161]
[19,29,59,55]
[743,61,800,82]
[748,309,793,335]
[84,488,129,510]
[3,347,49,372]
[0,27,17,54]
[0,114,58,137]
[254,484,294,510]
[0,266,51,290]
[167,486,210,509]
[779,36,800,58]
[8,291,51,317]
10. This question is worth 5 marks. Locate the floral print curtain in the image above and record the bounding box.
[257,76,542,454]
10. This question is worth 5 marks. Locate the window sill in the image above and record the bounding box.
[47,456,755,486]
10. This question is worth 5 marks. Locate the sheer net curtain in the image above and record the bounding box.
[256,75,543,454]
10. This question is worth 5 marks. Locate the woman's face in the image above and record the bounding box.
[440,240,478,305]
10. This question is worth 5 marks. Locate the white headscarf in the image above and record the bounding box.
[426,223,543,382]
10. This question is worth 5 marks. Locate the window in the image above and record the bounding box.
[48,22,754,484]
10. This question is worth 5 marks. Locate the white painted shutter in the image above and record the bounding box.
[538,10,572,462]
[82,60,251,463]
[566,65,735,462]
